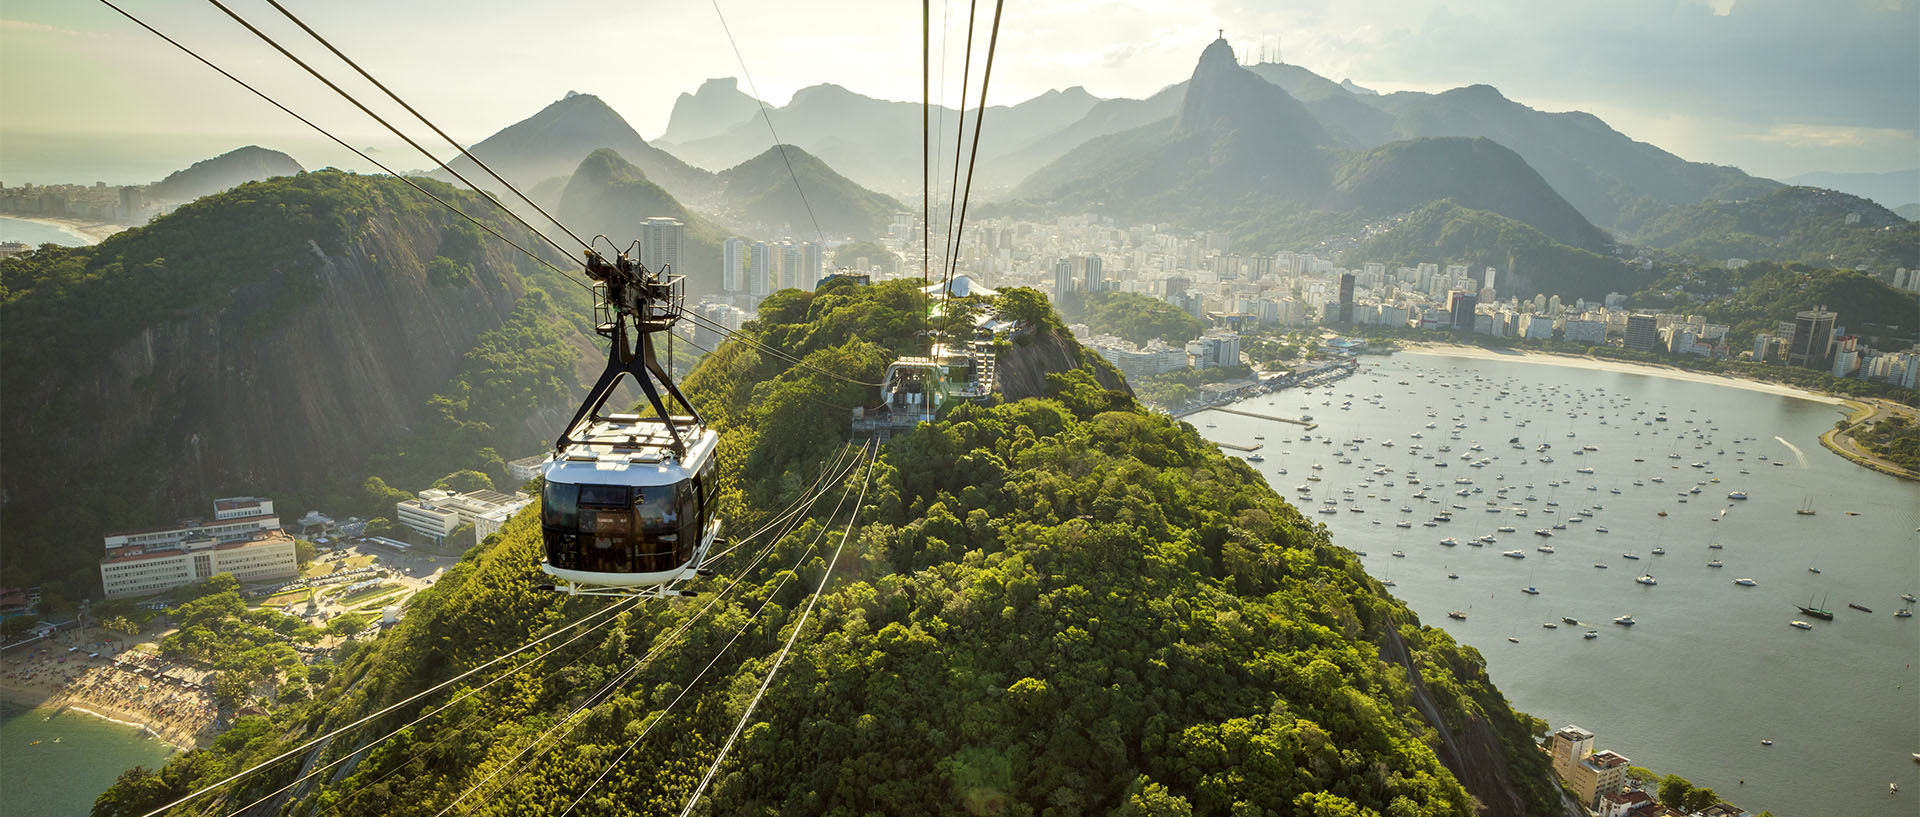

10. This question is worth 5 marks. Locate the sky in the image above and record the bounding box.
[2,0,1915,185]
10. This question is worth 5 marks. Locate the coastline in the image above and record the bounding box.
[1396,342,1847,406]
[0,677,201,752]
[0,214,129,245]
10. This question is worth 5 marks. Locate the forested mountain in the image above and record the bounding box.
[1623,186,1919,269]
[714,145,904,240]
[438,92,719,207]
[94,280,1561,817]
[554,149,731,297]
[1011,40,1614,271]
[1782,168,1920,211]
[1630,262,1920,348]
[1359,84,1778,232]
[0,170,596,593]
[1329,138,1610,253]
[148,146,304,203]
[1342,201,1650,301]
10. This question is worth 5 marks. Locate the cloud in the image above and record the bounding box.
[1738,123,1916,148]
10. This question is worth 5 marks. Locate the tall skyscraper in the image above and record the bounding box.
[1624,314,1658,351]
[1053,258,1076,298]
[637,217,684,275]
[1787,306,1838,369]
[722,237,746,294]
[1447,290,1478,333]
[749,241,772,298]
[801,241,824,288]
[1337,273,1355,324]
[778,242,803,291]
[1082,255,1104,292]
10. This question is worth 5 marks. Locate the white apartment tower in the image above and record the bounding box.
[638,217,684,275]
[722,237,746,294]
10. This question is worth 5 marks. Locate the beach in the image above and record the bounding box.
[0,215,129,245]
[1398,342,1847,406]
[1,629,217,751]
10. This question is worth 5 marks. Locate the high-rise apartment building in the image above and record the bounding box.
[1447,291,1478,333]
[638,217,684,275]
[1624,314,1659,351]
[1337,272,1355,324]
[749,241,773,298]
[722,237,745,294]
[1787,307,1838,370]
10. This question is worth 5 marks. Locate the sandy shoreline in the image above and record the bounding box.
[1,214,129,245]
[1397,343,1848,406]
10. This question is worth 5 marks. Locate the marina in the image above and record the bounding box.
[1192,348,1920,817]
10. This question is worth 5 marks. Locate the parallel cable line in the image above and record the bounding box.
[260,0,592,253]
[202,0,582,265]
[133,593,637,817]
[448,445,865,816]
[673,442,878,816]
[707,0,825,246]
[942,0,1008,305]
[93,0,580,302]
[939,0,981,291]
[923,0,933,352]
[556,446,871,817]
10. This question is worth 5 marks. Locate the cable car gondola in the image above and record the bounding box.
[539,250,721,597]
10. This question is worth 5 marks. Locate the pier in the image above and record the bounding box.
[1214,441,1264,452]
[1191,406,1319,430]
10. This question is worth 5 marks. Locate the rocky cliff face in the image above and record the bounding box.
[995,321,1131,401]
[0,171,590,585]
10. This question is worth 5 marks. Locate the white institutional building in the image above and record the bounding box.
[99,497,298,599]
[396,489,533,546]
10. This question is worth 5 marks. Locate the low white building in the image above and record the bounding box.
[1562,319,1606,344]
[101,530,299,599]
[397,489,533,546]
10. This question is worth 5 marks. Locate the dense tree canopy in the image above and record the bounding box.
[96,281,1560,817]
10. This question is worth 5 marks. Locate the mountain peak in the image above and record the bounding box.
[1198,37,1235,67]
[1177,39,1331,150]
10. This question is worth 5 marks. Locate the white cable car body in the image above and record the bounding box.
[538,251,723,597]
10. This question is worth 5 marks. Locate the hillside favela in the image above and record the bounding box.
[2,2,1916,816]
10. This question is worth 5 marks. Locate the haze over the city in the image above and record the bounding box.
[3,0,1915,184]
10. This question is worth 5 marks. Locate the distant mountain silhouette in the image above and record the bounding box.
[659,78,764,145]
[442,92,717,206]
[1331,137,1610,252]
[149,145,303,202]
[714,145,903,240]
[659,82,1101,196]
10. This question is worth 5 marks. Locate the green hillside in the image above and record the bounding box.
[1625,186,1919,269]
[716,145,904,240]
[1330,138,1611,253]
[1343,201,1651,301]
[95,280,1561,817]
[1630,261,1920,348]
[555,149,731,297]
[0,170,593,595]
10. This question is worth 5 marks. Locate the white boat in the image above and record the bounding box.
[1502,550,1526,559]
[1395,521,1412,529]
[1790,620,1813,630]
[1522,586,1540,595]
[1727,491,1747,500]
[1635,574,1657,586]
[1733,578,1757,586]
[1613,615,1636,626]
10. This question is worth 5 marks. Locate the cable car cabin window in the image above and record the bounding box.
[542,480,701,576]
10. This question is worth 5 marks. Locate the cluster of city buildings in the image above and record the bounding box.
[0,180,172,225]
[98,497,298,599]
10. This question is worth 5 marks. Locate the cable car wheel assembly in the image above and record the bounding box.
[538,250,724,598]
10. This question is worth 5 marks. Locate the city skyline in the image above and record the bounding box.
[2,0,1915,185]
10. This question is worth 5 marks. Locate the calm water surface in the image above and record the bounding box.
[0,216,94,247]
[1194,350,1920,817]
[0,699,177,815]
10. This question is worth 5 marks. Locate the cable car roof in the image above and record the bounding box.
[548,414,716,486]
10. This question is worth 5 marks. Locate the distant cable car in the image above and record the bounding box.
[540,250,721,597]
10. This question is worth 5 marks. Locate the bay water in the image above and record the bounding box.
[1193,349,1919,817]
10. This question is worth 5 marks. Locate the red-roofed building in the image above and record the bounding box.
[99,498,294,598]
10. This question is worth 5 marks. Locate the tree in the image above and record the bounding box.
[295,538,317,567]
[431,469,493,493]
[362,476,414,516]
[1682,787,1719,813]
[2,616,39,637]
[327,613,370,636]
[103,615,140,636]
[1657,774,1693,807]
